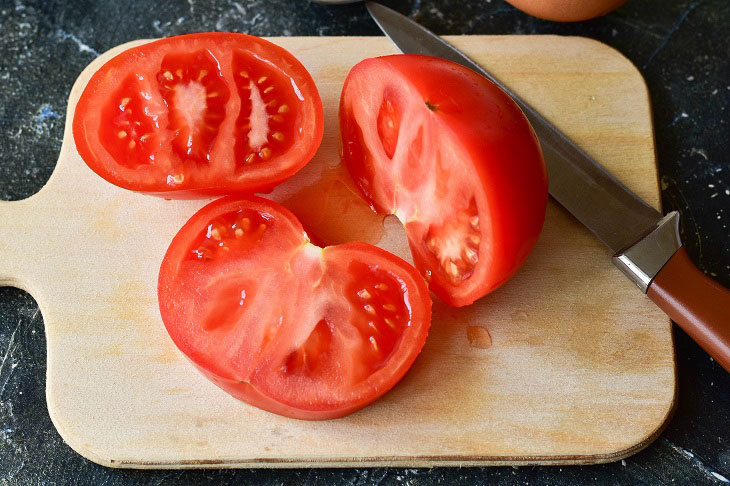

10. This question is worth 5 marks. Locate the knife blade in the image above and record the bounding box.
[364,1,730,372]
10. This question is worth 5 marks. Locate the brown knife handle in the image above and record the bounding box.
[647,247,730,372]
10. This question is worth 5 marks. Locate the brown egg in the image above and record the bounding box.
[504,0,629,22]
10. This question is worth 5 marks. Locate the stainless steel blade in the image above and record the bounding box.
[366,1,662,253]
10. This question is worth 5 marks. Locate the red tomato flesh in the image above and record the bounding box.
[340,55,548,307]
[158,196,431,420]
[74,33,323,197]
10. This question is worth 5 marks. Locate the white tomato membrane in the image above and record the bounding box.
[171,81,208,156]
[246,79,270,151]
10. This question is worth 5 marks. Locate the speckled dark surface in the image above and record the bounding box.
[1,0,728,484]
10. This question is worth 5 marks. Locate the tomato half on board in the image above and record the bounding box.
[158,196,431,420]
[73,33,323,197]
[340,55,548,307]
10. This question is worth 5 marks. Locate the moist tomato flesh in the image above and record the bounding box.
[340,55,548,307]
[158,196,431,420]
[74,33,323,197]
[99,74,165,169]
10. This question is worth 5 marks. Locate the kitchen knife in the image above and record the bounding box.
[364,1,730,372]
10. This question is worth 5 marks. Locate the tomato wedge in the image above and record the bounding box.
[73,33,323,197]
[158,196,431,420]
[339,55,548,307]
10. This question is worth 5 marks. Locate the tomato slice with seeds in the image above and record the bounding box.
[73,33,323,197]
[340,55,548,307]
[158,196,431,420]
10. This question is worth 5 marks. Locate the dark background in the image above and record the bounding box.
[1,0,728,484]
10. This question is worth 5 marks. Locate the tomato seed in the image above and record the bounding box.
[278,104,289,114]
[464,247,478,264]
[446,261,459,277]
[167,173,184,185]
[357,289,371,299]
[364,305,376,315]
[382,304,396,311]
[426,237,438,252]
[369,336,379,352]
[272,132,284,142]
[117,130,127,138]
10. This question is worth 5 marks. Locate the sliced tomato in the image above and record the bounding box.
[340,55,548,307]
[73,33,323,197]
[158,196,431,420]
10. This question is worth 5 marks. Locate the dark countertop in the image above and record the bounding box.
[1,0,728,484]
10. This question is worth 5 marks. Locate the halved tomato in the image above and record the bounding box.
[340,55,548,307]
[158,196,431,420]
[73,33,323,197]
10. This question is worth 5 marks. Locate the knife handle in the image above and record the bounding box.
[647,247,730,372]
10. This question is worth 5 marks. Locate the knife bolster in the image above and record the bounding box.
[612,211,682,292]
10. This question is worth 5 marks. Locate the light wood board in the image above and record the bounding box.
[0,36,675,468]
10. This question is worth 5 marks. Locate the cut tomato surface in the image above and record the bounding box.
[74,33,323,197]
[158,196,431,420]
[340,55,548,307]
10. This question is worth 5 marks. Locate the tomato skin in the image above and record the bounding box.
[158,196,431,420]
[73,33,323,198]
[339,55,548,307]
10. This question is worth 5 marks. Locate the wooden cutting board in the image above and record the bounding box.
[0,35,675,468]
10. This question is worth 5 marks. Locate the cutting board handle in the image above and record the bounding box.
[0,199,31,288]
[648,246,730,372]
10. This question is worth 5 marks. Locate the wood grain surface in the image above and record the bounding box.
[0,35,675,468]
